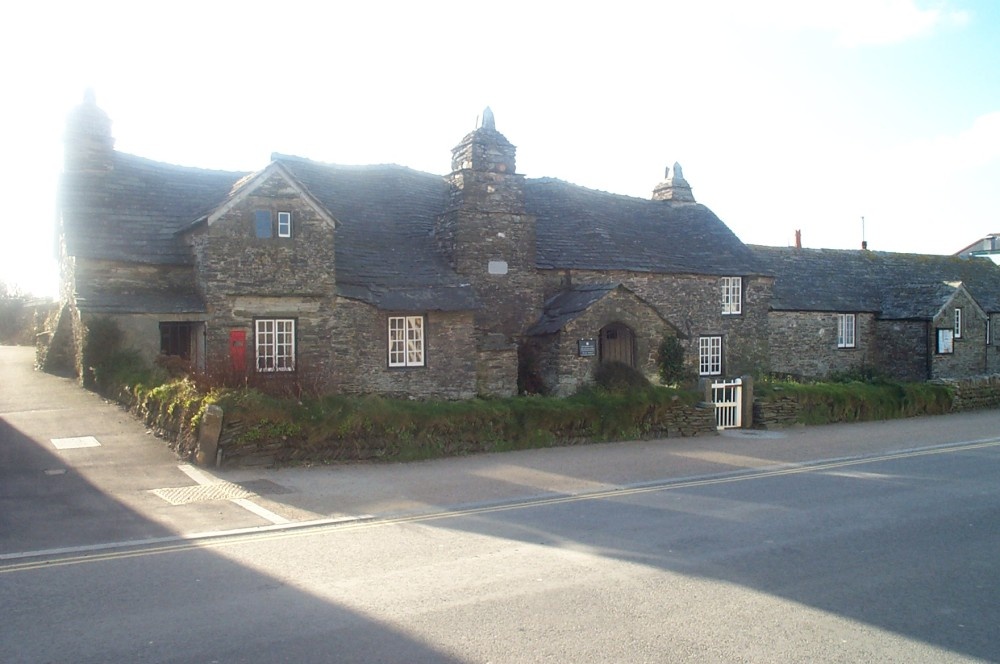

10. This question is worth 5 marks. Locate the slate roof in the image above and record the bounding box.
[526,178,764,276]
[63,149,764,313]
[752,246,1000,317]
[526,284,619,336]
[74,290,206,315]
[881,281,963,320]
[61,152,248,265]
[272,155,476,311]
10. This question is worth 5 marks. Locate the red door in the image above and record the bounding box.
[229,330,246,371]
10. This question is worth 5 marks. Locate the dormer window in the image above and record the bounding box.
[721,277,742,315]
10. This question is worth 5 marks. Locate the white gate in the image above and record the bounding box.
[711,378,743,429]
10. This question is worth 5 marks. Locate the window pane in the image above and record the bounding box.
[407,316,424,366]
[389,317,405,366]
[722,277,741,315]
[388,316,424,367]
[699,336,721,376]
[255,319,295,372]
[256,319,274,370]
[275,319,295,371]
[278,212,291,238]
[159,322,192,359]
[837,314,856,348]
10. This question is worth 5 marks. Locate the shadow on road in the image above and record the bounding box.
[0,419,462,663]
[420,445,999,661]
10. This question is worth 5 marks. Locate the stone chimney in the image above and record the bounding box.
[449,106,516,175]
[64,89,115,172]
[652,162,695,203]
[437,108,539,340]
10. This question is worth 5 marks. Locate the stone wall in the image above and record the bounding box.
[875,319,928,381]
[939,374,1000,411]
[477,334,518,397]
[74,259,198,298]
[988,314,1000,374]
[191,168,338,382]
[326,300,479,400]
[752,394,802,429]
[533,286,678,396]
[754,374,1000,429]
[768,311,877,379]
[36,303,78,376]
[213,397,718,467]
[542,270,773,381]
[929,290,987,379]
[440,170,543,342]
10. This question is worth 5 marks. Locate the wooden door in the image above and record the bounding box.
[599,323,636,367]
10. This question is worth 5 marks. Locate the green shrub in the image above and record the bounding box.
[593,361,651,393]
[657,335,690,386]
[756,379,953,424]
[826,365,887,385]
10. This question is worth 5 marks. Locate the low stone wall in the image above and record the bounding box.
[213,397,718,468]
[933,374,1000,412]
[752,395,802,429]
[754,374,1000,429]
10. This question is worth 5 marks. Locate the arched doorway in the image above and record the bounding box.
[599,323,636,367]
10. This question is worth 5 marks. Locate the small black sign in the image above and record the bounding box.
[578,338,596,357]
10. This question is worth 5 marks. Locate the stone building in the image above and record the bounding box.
[47,93,774,397]
[753,246,1000,381]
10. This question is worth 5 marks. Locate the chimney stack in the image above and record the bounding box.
[652,162,696,203]
[794,230,802,249]
[64,89,115,172]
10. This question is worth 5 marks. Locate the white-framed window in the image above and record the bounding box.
[699,336,722,376]
[255,318,295,372]
[954,308,962,339]
[721,277,742,315]
[277,211,292,238]
[388,315,425,367]
[937,328,954,354]
[837,313,856,349]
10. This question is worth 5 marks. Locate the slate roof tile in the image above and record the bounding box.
[64,150,764,313]
[527,284,618,336]
[61,152,248,265]
[272,155,473,310]
[526,178,764,276]
[752,245,1000,317]
[75,288,206,314]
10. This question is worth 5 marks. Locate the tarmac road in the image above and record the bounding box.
[3,343,1000,560]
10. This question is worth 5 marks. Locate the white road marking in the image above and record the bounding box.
[177,463,216,485]
[172,464,289,524]
[231,498,290,525]
[51,436,101,449]
[0,515,373,564]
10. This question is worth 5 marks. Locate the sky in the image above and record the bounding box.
[2,0,999,298]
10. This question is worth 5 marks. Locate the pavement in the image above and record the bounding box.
[3,343,1000,558]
